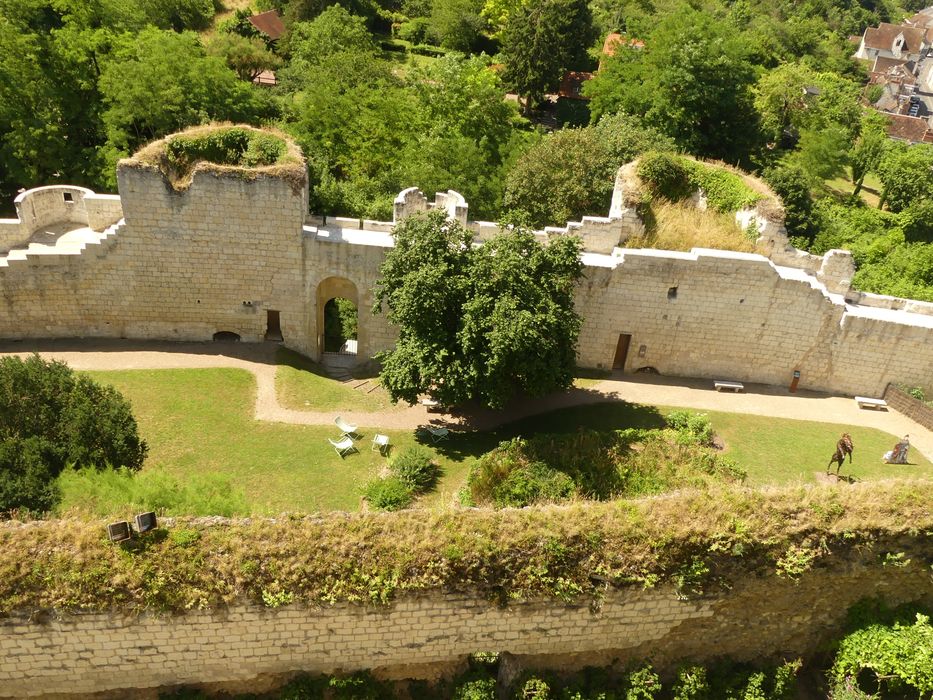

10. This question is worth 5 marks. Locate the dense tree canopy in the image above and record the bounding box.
[503,114,675,227]
[375,211,583,408]
[0,355,148,514]
[500,0,595,112]
[585,9,759,162]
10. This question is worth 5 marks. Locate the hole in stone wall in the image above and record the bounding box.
[62,192,74,203]
[213,331,241,342]
[667,286,678,300]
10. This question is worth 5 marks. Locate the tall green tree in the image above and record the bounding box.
[0,355,148,514]
[500,0,596,113]
[206,33,282,82]
[877,143,933,213]
[430,0,488,52]
[375,211,583,408]
[585,9,759,162]
[98,28,274,182]
[849,112,887,199]
[503,114,675,227]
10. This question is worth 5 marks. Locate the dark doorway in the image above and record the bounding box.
[265,310,283,341]
[612,333,632,371]
[323,297,358,355]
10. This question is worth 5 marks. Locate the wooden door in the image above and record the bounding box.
[612,333,631,371]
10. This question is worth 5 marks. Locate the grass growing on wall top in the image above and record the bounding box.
[2,482,930,614]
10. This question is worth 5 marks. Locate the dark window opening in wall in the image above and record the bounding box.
[667,286,678,300]
[265,310,283,341]
[323,297,358,355]
[62,192,74,203]
[612,333,632,371]
[213,331,241,342]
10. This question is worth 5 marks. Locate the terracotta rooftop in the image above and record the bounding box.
[558,71,593,100]
[872,55,909,72]
[862,23,928,53]
[602,33,645,56]
[248,10,285,41]
[886,113,933,143]
[907,7,933,28]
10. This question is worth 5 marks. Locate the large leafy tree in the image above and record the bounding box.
[375,211,583,408]
[503,113,675,227]
[585,9,759,162]
[98,28,275,184]
[877,143,933,213]
[0,355,148,514]
[500,0,596,113]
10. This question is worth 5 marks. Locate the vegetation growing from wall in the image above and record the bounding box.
[0,481,928,614]
[465,412,745,508]
[163,656,806,698]
[0,355,147,515]
[636,153,763,214]
[831,601,933,698]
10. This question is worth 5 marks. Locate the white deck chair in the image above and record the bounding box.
[334,416,359,438]
[372,433,390,455]
[329,436,357,458]
[422,426,449,443]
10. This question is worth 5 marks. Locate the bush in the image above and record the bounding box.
[165,128,286,174]
[666,410,713,446]
[637,152,693,202]
[0,355,147,515]
[390,446,439,492]
[683,161,761,213]
[763,165,813,243]
[398,18,433,45]
[363,476,413,511]
[831,611,933,696]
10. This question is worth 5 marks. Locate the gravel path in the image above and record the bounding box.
[3,339,930,461]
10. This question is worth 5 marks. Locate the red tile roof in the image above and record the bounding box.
[602,33,645,56]
[558,71,593,99]
[886,113,933,143]
[862,23,927,54]
[248,10,285,41]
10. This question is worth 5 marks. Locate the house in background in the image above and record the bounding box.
[247,10,286,43]
[855,9,933,142]
[854,22,931,63]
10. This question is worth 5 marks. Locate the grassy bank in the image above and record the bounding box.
[64,369,933,516]
[3,483,930,614]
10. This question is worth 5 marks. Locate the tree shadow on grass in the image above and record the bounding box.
[415,399,667,464]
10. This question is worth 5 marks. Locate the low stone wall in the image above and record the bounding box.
[884,383,933,431]
[2,561,930,699]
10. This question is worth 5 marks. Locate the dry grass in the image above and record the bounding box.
[125,123,306,194]
[626,201,763,253]
[2,482,929,614]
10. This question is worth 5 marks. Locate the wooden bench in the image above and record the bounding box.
[714,380,745,392]
[855,396,887,410]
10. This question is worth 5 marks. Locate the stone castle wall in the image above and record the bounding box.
[2,151,933,396]
[575,249,933,397]
[884,383,933,430]
[1,561,929,699]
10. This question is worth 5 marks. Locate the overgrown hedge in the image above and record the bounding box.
[0,483,929,614]
[165,127,287,173]
[637,152,762,213]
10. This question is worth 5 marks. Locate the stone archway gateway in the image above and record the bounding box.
[316,276,359,366]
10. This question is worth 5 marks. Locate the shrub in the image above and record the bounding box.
[390,446,440,492]
[666,410,714,446]
[514,677,552,699]
[672,665,709,699]
[683,160,761,213]
[494,461,575,508]
[831,611,933,696]
[0,355,147,515]
[637,151,692,202]
[165,128,286,175]
[625,665,662,699]
[363,477,413,511]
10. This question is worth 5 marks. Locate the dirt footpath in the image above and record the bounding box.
[2,338,930,462]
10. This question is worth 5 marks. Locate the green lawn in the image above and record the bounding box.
[67,370,933,516]
[824,172,883,208]
[275,347,398,413]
